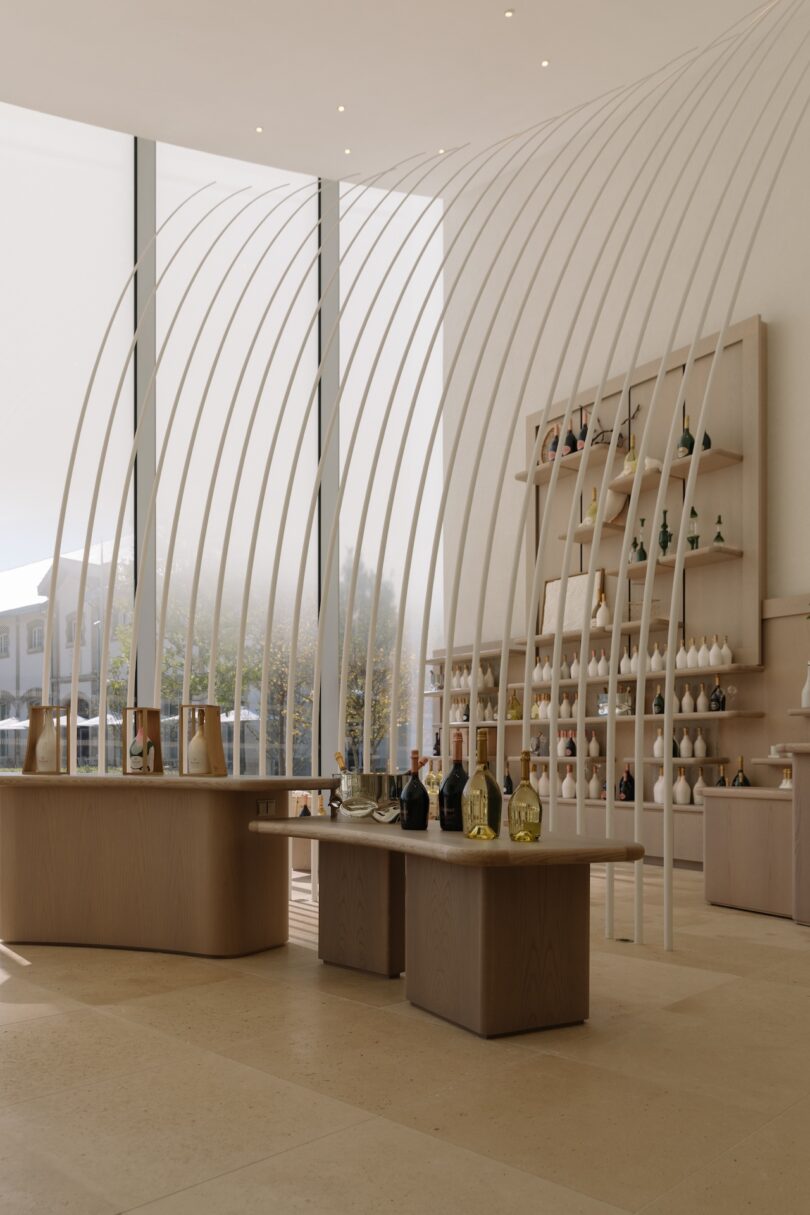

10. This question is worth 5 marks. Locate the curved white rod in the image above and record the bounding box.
[230,149,451,774]
[93,185,281,766]
[145,181,323,705]
[63,183,252,769]
[122,183,292,706]
[42,179,215,700]
[659,41,810,948]
[573,0,794,944]
[321,103,599,771]
[228,154,438,774]
[409,55,696,795]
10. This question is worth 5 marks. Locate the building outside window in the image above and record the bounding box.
[0,629,9,659]
[65,612,85,648]
[27,619,44,653]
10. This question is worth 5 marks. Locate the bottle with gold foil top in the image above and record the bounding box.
[424,759,440,816]
[622,432,637,475]
[462,729,502,840]
[508,750,542,843]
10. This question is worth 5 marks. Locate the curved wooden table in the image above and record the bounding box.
[250,817,643,1037]
[0,774,337,957]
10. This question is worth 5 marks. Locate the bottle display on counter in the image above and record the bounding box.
[400,749,430,831]
[35,711,58,773]
[187,708,211,775]
[731,755,751,788]
[438,731,466,831]
[508,750,542,843]
[461,729,502,840]
[715,764,728,788]
[425,759,440,814]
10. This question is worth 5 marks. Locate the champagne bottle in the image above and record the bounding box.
[618,765,634,801]
[677,413,695,458]
[508,750,542,843]
[400,748,430,831]
[334,750,348,773]
[731,755,751,788]
[577,411,589,451]
[187,707,211,775]
[503,760,514,797]
[548,426,559,462]
[716,764,728,788]
[561,421,578,457]
[623,432,637,475]
[653,685,665,714]
[461,729,502,840]
[432,730,441,756]
[561,764,576,799]
[636,521,648,563]
[709,674,726,712]
[564,730,576,757]
[425,759,440,813]
[438,730,466,832]
[35,710,57,773]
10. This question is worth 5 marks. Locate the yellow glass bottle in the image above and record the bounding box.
[508,749,542,843]
[461,729,502,840]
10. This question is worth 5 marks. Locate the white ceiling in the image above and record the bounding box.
[0,0,761,180]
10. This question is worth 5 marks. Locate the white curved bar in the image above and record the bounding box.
[64,183,251,770]
[123,185,291,711]
[43,179,215,700]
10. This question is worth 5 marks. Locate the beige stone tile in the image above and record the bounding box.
[128,1117,629,1215]
[3,944,230,1005]
[640,1094,810,1214]
[0,1052,371,1211]
[385,1052,765,1211]
[0,973,82,1026]
[221,944,408,1007]
[592,926,805,978]
[0,1007,201,1108]
[680,909,810,951]
[0,1134,117,1214]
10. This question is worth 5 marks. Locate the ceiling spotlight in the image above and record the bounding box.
[438,147,445,154]
[344,148,351,155]
[255,125,263,133]
[541,59,550,67]
[504,8,514,16]
[337,104,345,112]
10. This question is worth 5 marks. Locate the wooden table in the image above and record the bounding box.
[250,817,643,1037]
[0,774,337,957]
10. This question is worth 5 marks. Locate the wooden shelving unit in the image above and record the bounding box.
[607,447,743,495]
[515,444,614,485]
[610,543,743,581]
[626,757,729,766]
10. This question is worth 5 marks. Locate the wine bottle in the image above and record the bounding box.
[503,760,514,797]
[731,755,751,788]
[577,411,589,451]
[687,637,699,668]
[709,635,722,667]
[400,748,430,831]
[653,766,666,805]
[675,641,688,670]
[709,674,726,712]
[720,635,733,666]
[588,730,600,758]
[679,728,693,759]
[425,759,440,812]
[537,763,551,797]
[188,708,211,775]
[128,719,145,773]
[716,764,728,788]
[588,765,601,799]
[564,730,576,757]
[677,414,695,458]
[561,422,578,458]
[698,637,710,667]
[693,727,707,758]
[618,765,635,801]
[438,730,466,832]
[636,523,648,563]
[597,649,609,677]
[461,729,502,840]
[462,700,470,723]
[650,642,663,672]
[508,750,542,843]
[653,685,665,714]
[548,425,559,461]
[696,683,709,713]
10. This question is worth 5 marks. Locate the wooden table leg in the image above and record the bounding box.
[317,841,405,977]
[404,856,590,1036]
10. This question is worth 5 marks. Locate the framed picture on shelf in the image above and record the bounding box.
[541,570,604,634]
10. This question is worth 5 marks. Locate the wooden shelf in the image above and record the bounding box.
[515,444,614,485]
[428,688,500,698]
[559,519,625,545]
[611,544,743,581]
[536,796,702,813]
[788,709,810,717]
[625,757,729,766]
[751,756,793,766]
[508,663,761,691]
[427,643,524,663]
[520,617,675,649]
[607,447,743,495]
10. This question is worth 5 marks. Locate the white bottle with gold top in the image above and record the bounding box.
[187,707,211,775]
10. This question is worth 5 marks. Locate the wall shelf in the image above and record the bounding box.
[607,447,743,495]
[520,617,675,649]
[515,444,614,485]
[751,756,793,766]
[788,709,810,717]
[625,757,729,766]
[610,543,743,581]
[507,664,762,691]
[559,519,625,544]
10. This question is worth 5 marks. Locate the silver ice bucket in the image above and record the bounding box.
[333,771,408,822]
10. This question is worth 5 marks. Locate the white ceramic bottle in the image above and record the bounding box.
[539,694,550,721]
[698,637,711,668]
[542,656,553,683]
[35,711,57,773]
[560,656,571,680]
[588,766,601,800]
[557,732,567,757]
[679,728,693,759]
[687,638,699,668]
[461,665,471,690]
[653,766,666,805]
[693,768,706,806]
[484,663,495,689]
[653,727,665,759]
[696,682,709,713]
[630,645,639,675]
[530,696,540,721]
[680,684,695,714]
[595,593,610,628]
[720,635,733,666]
[187,708,211,775]
[674,767,692,805]
[597,649,609,677]
[620,647,631,675]
[561,764,577,799]
[570,654,580,679]
[537,764,551,798]
[533,654,543,684]
[588,730,600,758]
[693,727,707,758]
[650,642,663,673]
[675,641,689,670]
[560,694,572,720]
[588,651,599,678]
[709,635,722,666]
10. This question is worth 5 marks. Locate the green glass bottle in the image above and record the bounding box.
[462,729,503,840]
[677,414,695,458]
[715,764,728,788]
[731,755,751,788]
[652,684,665,714]
[508,750,542,843]
[637,518,648,563]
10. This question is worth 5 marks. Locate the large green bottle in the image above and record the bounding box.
[508,749,542,842]
[462,729,503,840]
[677,414,695,458]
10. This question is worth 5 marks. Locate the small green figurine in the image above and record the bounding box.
[658,509,673,557]
[636,518,648,563]
[688,506,700,551]
[713,514,725,544]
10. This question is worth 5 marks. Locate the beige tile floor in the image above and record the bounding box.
[2,864,810,1213]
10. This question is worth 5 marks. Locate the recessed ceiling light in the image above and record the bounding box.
[255,126,263,133]
[337,104,345,112]
[344,148,351,155]
[504,8,514,16]
[541,59,550,67]
[438,148,445,154]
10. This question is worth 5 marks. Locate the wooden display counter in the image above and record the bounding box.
[0,774,336,957]
[703,786,793,918]
[250,816,643,1037]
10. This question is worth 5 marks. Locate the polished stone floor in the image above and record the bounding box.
[2,864,810,1213]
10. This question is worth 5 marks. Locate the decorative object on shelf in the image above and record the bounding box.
[583,485,598,527]
[597,649,609,677]
[433,730,441,756]
[654,728,665,759]
[650,641,664,672]
[658,509,673,557]
[462,729,502,840]
[439,724,466,831]
[713,514,725,543]
[484,663,495,689]
[23,705,69,776]
[698,637,711,667]
[687,637,699,668]
[780,767,793,791]
[588,730,600,758]
[557,731,567,758]
[680,684,695,714]
[688,506,700,551]
[702,427,712,450]
[530,695,540,721]
[541,570,604,633]
[509,750,542,843]
[679,728,694,759]
[595,592,611,628]
[715,764,728,787]
[618,764,635,801]
[545,424,559,462]
[585,765,599,799]
[560,655,571,680]
[530,762,539,793]
[674,767,692,805]
[802,661,810,709]
[507,691,522,721]
[631,537,639,562]
[622,432,638,475]
[122,707,163,776]
[693,768,706,806]
[630,645,639,674]
[462,701,470,723]
[561,421,578,458]
[425,760,441,816]
[720,635,733,665]
[653,767,667,805]
[597,686,632,716]
[542,655,553,682]
[709,635,722,666]
[502,760,514,797]
[709,674,726,712]
[532,653,542,684]
[560,693,572,720]
[696,683,709,713]
[570,653,580,679]
[539,695,550,722]
[731,756,752,787]
[653,685,665,714]
[677,414,695,458]
[531,731,549,757]
[564,730,577,757]
[561,764,577,799]
[577,412,589,451]
[537,763,551,797]
[400,749,430,831]
[588,650,599,677]
[676,640,688,670]
[694,727,707,758]
[620,647,631,675]
[636,518,648,563]
[180,704,226,776]
[461,665,471,690]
